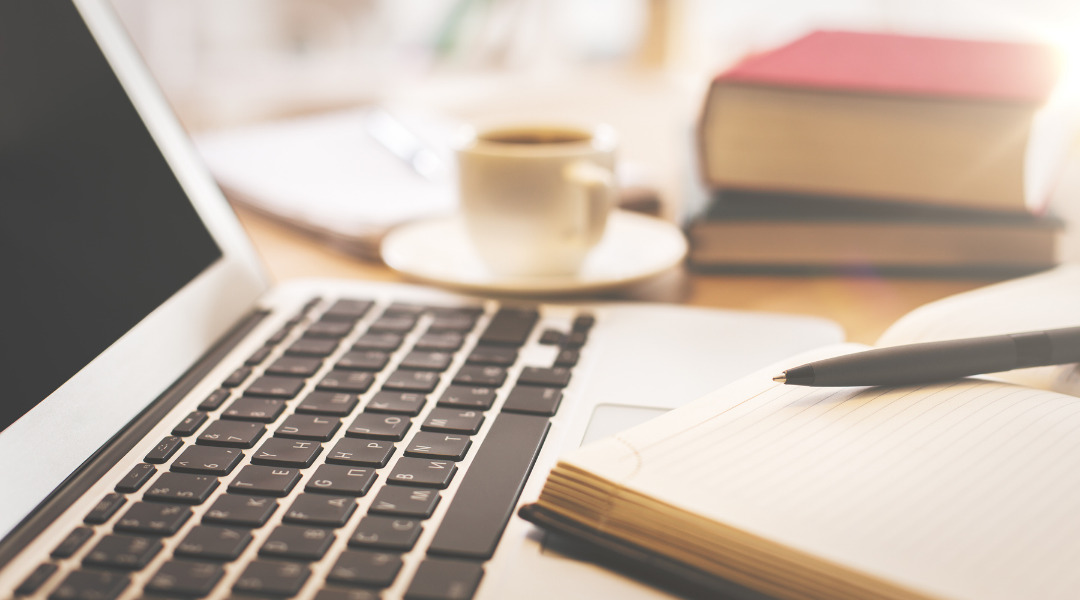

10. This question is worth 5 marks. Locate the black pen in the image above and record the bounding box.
[774,325,1080,387]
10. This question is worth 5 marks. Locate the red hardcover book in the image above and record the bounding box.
[698,31,1063,211]
[716,30,1060,104]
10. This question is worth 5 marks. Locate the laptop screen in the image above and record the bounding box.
[0,3,222,432]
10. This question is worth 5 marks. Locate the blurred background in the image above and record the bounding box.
[106,0,1080,259]
[106,0,1080,126]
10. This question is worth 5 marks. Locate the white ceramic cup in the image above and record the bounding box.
[456,122,617,278]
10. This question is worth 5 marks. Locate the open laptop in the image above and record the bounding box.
[0,2,843,599]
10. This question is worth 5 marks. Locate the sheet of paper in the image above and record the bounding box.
[568,360,1080,600]
[195,107,457,257]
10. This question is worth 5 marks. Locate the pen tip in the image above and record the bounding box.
[772,373,787,383]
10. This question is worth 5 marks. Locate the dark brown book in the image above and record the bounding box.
[686,191,1062,276]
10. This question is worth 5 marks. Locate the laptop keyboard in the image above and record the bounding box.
[21,297,593,600]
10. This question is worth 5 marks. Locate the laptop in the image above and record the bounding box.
[0,2,843,599]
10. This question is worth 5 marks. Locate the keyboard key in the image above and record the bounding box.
[252,438,322,468]
[383,370,440,393]
[114,502,191,535]
[352,332,403,351]
[266,355,323,377]
[326,438,395,468]
[197,419,266,448]
[381,302,430,317]
[318,369,375,393]
[563,330,588,348]
[115,462,156,493]
[260,525,335,561]
[171,445,243,476]
[203,494,278,527]
[431,304,483,319]
[322,298,374,321]
[400,350,454,371]
[222,366,252,388]
[305,464,377,497]
[478,308,538,346]
[517,366,572,388]
[48,569,129,600]
[369,487,440,519]
[362,388,421,416]
[349,516,423,551]
[501,386,563,416]
[466,345,518,367]
[222,397,286,423]
[305,319,355,338]
[554,348,580,367]
[144,436,183,464]
[298,298,325,323]
[437,386,496,410]
[429,313,478,332]
[336,350,390,371]
[267,325,293,345]
[328,549,403,588]
[245,375,307,398]
[52,527,94,559]
[83,534,162,570]
[284,494,357,527]
[246,345,273,366]
[291,299,320,323]
[84,493,126,524]
[298,299,324,323]
[539,329,565,345]
[286,337,340,357]
[573,313,596,330]
[16,563,57,596]
[173,411,208,436]
[315,587,381,600]
[228,465,302,497]
[346,413,411,441]
[144,473,218,505]
[405,558,484,600]
[370,314,418,333]
[294,301,318,323]
[366,391,426,415]
[414,332,464,352]
[297,391,360,416]
[176,525,252,561]
[145,559,224,598]
[421,408,484,435]
[198,389,231,411]
[452,366,507,388]
[233,560,310,596]
[276,414,341,441]
[427,413,550,559]
[405,432,471,461]
[387,458,457,489]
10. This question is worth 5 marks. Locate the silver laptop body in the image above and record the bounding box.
[0,2,841,598]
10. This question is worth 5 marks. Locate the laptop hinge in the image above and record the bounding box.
[0,308,270,567]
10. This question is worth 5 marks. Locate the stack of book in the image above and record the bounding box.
[689,30,1065,275]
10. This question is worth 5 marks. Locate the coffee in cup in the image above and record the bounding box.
[456,122,617,278]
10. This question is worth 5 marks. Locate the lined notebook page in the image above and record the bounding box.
[567,362,1080,600]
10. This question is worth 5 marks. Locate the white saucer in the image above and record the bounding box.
[380,210,687,295]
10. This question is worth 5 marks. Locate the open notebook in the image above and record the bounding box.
[524,265,1080,600]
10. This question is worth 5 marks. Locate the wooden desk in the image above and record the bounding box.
[235,206,994,345]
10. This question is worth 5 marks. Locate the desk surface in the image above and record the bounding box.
[234,206,995,345]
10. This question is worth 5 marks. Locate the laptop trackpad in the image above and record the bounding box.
[579,404,668,447]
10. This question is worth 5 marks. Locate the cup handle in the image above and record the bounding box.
[564,161,616,245]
